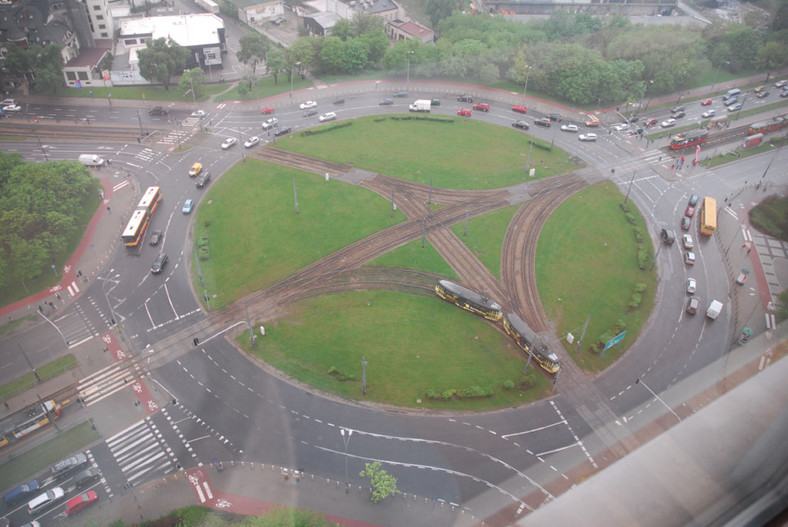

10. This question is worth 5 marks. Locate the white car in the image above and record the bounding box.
[578,133,597,142]
[560,124,579,133]
[191,110,206,118]
[0,98,16,106]
[701,109,716,118]
[661,118,677,128]
[682,234,694,249]
[299,100,317,110]
[2,104,21,112]
[221,137,237,150]
[318,112,337,122]
[244,136,260,148]
[262,117,279,130]
[687,277,697,294]
[775,80,787,88]
[613,123,630,132]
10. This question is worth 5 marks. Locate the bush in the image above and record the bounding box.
[425,389,440,400]
[502,379,515,390]
[628,292,642,310]
[442,389,457,400]
[237,83,249,96]
[198,245,210,260]
[327,366,355,381]
[634,283,646,293]
[461,385,493,398]
[302,121,353,136]
[637,248,648,270]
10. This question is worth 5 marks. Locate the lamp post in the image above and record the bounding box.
[638,80,653,113]
[710,61,730,95]
[406,51,414,85]
[522,65,532,106]
[290,61,301,101]
[340,428,353,493]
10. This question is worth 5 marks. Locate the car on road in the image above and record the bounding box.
[221,137,237,150]
[781,90,788,98]
[727,102,743,112]
[274,126,292,137]
[319,112,337,122]
[685,204,695,217]
[686,296,700,314]
[149,229,163,246]
[473,102,490,111]
[671,105,685,113]
[753,85,766,93]
[534,117,551,127]
[2,104,21,112]
[457,94,474,102]
[3,480,39,506]
[578,133,597,142]
[756,90,769,99]
[1,98,16,106]
[182,199,194,213]
[333,97,345,104]
[661,228,675,245]
[547,113,562,122]
[393,91,408,98]
[701,109,716,118]
[643,117,658,126]
[190,110,206,118]
[613,123,629,132]
[51,453,89,479]
[379,98,394,105]
[661,118,677,128]
[188,162,202,177]
[687,278,697,294]
[684,251,696,265]
[299,101,317,109]
[776,80,787,88]
[244,136,260,148]
[511,105,527,114]
[303,109,318,117]
[64,490,98,516]
[688,194,699,206]
[74,468,102,489]
[512,120,530,130]
[260,106,275,114]
[457,108,472,116]
[560,124,579,132]
[671,110,686,119]
[681,216,691,231]
[700,98,713,106]
[262,117,279,130]
[195,171,211,188]
[27,487,65,515]
[682,233,694,249]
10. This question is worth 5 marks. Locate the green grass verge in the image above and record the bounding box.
[703,137,787,168]
[0,355,78,402]
[192,160,408,310]
[220,75,314,101]
[749,195,788,242]
[537,181,657,372]
[239,290,551,410]
[63,83,229,102]
[449,205,519,280]
[277,115,583,189]
[365,239,460,280]
[0,420,101,490]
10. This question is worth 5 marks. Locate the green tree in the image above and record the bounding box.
[137,38,190,90]
[237,34,271,74]
[359,462,400,503]
[178,68,206,99]
[288,37,320,78]
[332,19,352,41]
[425,0,456,28]
[219,0,238,19]
[755,41,788,71]
[266,47,286,84]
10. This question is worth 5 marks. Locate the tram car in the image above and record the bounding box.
[747,116,787,135]
[669,129,709,150]
[0,399,62,449]
[434,280,503,321]
[503,313,561,374]
[742,133,763,149]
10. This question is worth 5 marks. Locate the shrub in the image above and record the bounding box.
[327,366,355,381]
[628,292,642,310]
[460,385,493,398]
[198,246,210,260]
[442,389,457,400]
[502,379,515,390]
[238,83,249,96]
[637,249,648,270]
[425,389,440,400]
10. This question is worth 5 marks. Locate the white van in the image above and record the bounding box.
[78,154,105,167]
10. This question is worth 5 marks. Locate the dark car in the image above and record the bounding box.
[661,228,675,245]
[672,110,686,119]
[546,113,562,122]
[393,91,408,98]
[195,171,211,188]
[303,109,319,118]
[755,90,769,99]
[431,99,441,106]
[688,194,699,207]
[512,120,530,130]
[148,106,169,116]
[379,98,394,105]
[149,229,163,246]
[686,296,700,315]
[74,468,101,489]
[274,126,292,137]
[3,480,40,506]
[51,453,89,480]
[332,98,345,104]
[681,216,691,231]
[670,105,685,114]
[457,94,474,103]
[151,253,169,274]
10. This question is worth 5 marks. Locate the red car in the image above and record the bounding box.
[700,99,713,106]
[65,490,98,515]
[643,117,657,126]
[685,204,695,217]
[512,105,527,114]
[473,102,490,112]
[260,106,275,114]
[457,108,472,116]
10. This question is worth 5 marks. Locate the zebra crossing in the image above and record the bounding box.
[77,359,143,407]
[106,415,179,485]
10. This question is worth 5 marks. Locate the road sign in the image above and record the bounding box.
[603,331,627,352]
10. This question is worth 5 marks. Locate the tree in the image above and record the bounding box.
[178,68,206,100]
[219,0,238,20]
[137,38,190,90]
[266,47,286,84]
[359,462,400,503]
[288,37,320,78]
[238,34,271,74]
[755,41,788,71]
[425,0,456,28]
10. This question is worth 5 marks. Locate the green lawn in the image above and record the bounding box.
[277,116,583,189]
[449,205,519,280]
[239,291,552,410]
[0,355,77,401]
[536,181,657,372]
[365,238,460,280]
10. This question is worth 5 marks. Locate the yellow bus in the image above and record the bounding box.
[700,196,717,236]
[121,186,161,246]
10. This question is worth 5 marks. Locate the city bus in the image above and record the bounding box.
[121,186,161,246]
[699,196,717,236]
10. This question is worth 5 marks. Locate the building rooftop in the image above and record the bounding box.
[118,13,223,47]
[64,41,112,68]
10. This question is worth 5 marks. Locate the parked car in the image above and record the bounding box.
[274,126,292,137]
[701,109,716,118]
[457,108,472,116]
[512,120,530,130]
[681,216,691,231]
[149,230,163,246]
[332,98,345,104]
[534,117,551,127]
[546,113,562,122]
[151,253,168,274]
[685,251,696,265]
[221,137,237,150]
[303,109,319,118]
[182,199,195,213]
[260,106,275,114]
[3,480,39,506]
[195,171,211,188]
[682,234,694,249]
[51,453,89,479]
[686,296,700,314]
[262,117,279,130]
[560,124,579,132]
[511,105,527,114]
[578,133,597,142]
[244,136,260,148]
[378,99,394,105]
[661,118,677,128]
[188,162,202,177]
[27,487,65,515]
[148,106,169,115]
[457,94,474,103]
[393,91,408,98]
[473,102,490,111]
[700,98,713,105]
[74,468,102,489]
[64,491,98,516]
[299,101,317,110]
[318,112,337,122]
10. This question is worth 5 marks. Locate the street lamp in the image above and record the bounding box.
[710,60,730,95]
[638,80,653,113]
[522,65,532,106]
[290,61,301,101]
[340,428,353,493]
[406,51,414,85]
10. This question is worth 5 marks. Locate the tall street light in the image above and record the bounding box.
[406,51,414,85]
[522,65,532,106]
[340,428,353,493]
[290,61,301,100]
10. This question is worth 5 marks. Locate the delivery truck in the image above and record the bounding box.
[78,154,105,167]
[706,300,724,320]
[409,100,431,113]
